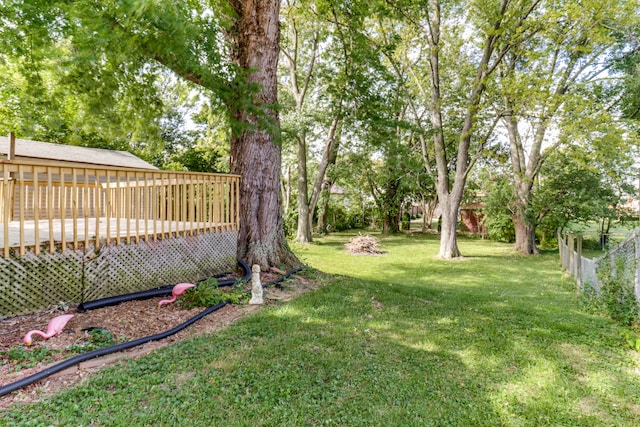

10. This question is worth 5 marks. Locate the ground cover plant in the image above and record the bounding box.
[2,232,640,426]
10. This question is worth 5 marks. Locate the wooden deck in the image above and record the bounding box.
[0,152,241,317]
[1,159,240,257]
[0,218,234,250]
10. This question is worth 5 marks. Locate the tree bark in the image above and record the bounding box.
[427,0,461,258]
[504,97,546,255]
[228,0,298,268]
[437,193,462,258]
[308,116,341,229]
[421,195,437,231]
[499,35,582,255]
[513,207,538,254]
[281,164,292,217]
[380,172,401,236]
[316,182,330,234]
[296,135,312,243]
[427,0,514,259]
[284,19,318,244]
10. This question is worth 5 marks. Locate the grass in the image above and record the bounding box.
[2,232,640,426]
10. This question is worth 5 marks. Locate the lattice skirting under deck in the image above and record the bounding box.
[0,231,237,318]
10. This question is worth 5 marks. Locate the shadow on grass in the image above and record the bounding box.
[3,233,639,426]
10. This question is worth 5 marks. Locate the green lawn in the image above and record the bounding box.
[2,232,640,426]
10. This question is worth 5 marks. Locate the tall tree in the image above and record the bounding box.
[494,0,638,254]
[279,0,328,244]
[281,0,374,243]
[224,0,298,267]
[393,0,542,258]
[1,1,298,268]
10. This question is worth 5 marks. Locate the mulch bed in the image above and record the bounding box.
[0,269,318,409]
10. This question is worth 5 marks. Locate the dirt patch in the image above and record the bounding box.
[0,270,320,409]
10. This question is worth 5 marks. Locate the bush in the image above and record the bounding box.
[595,255,640,326]
[4,346,57,369]
[401,212,411,230]
[486,214,515,243]
[326,206,362,232]
[67,328,116,353]
[178,278,248,308]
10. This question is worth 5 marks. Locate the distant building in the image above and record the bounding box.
[460,199,486,235]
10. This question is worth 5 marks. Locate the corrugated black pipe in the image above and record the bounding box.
[77,259,252,312]
[0,302,228,398]
[0,263,305,398]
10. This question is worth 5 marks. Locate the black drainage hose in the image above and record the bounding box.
[77,259,252,312]
[0,302,228,398]
[0,263,304,398]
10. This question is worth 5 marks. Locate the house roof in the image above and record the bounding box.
[0,136,158,170]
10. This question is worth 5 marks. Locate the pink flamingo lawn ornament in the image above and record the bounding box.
[23,314,74,346]
[158,283,195,307]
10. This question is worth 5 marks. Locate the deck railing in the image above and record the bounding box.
[0,159,240,257]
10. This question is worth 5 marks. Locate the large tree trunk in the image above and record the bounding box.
[504,100,544,256]
[295,136,312,243]
[427,0,526,259]
[316,182,331,234]
[308,116,341,230]
[513,209,538,254]
[437,193,462,258]
[512,179,538,254]
[379,169,401,236]
[500,42,579,255]
[295,116,340,243]
[281,164,292,217]
[382,208,401,236]
[421,195,437,231]
[228,0,298,268]
[428,0,462,259]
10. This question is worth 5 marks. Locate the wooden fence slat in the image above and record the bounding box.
[60,168,66,250]
[234,177,239,230]
[47,167,54,254]
[18,166,25,256]
[33,167,40,256]
[72,169,78,251]
[134,171,140,243]
[101,169,108,247]
[83,169,90,249]
[181,175,187,236]
[3,163,10,257]
[189,174,194,236]
[115,170,122,246]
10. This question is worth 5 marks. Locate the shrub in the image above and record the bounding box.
[67,328,116,353]
[178,278,248,308]
[2,346,57,370]
[486,214,515,243]
[596,255,640,326]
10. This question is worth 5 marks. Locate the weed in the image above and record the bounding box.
[67,328,117,354]
[179,278,248,308]
[579,283,605,314]
[621,329,640,351]
[595,255,640,326]
[1,346,57,370]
